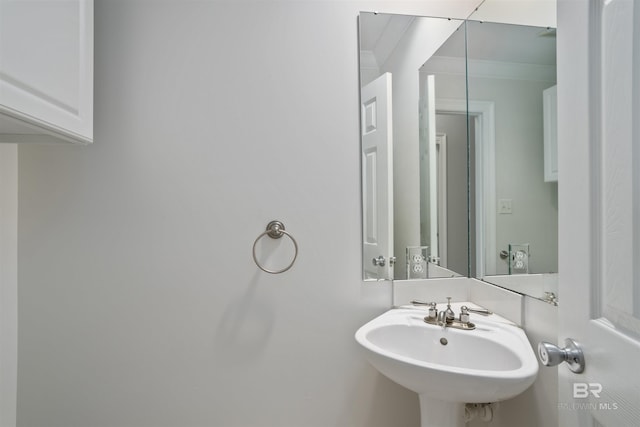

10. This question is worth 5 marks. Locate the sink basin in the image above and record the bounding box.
[355,305,538,426]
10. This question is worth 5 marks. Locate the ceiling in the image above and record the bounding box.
[360,12,556,68]
[439,20,556,65]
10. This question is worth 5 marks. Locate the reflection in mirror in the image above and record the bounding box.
[358,13,559,303]
[419,26,471,279]
[465,21,558,302]
[359,12,467,281]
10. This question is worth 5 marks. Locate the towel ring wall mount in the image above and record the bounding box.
[252,221,298,274]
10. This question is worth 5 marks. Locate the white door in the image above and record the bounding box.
[361,73,393,280]
[557,1,640,425]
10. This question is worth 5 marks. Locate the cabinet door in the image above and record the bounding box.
[0,0,93,143]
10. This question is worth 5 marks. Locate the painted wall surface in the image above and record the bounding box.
[426,71,558,276]
[467,75,558,275]
[15,1,481,426]
[0,144,17,427]
[470,0,556,27]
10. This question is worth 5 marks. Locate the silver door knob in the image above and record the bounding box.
[537,338,585,373]
[372,256,386,267]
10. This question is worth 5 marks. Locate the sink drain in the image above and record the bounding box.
[440,337,448,345]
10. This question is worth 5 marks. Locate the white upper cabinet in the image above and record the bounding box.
[0,0,93,144]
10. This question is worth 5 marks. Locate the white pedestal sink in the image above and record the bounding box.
[355,304,538,427]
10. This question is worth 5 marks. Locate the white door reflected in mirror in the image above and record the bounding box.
[361,73,394,280]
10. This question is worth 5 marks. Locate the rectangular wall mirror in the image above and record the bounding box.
[359,12,468,282]
[466,20,558,303]
[358,12,558,305]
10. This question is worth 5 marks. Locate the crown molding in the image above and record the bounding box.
[422,56,556,82]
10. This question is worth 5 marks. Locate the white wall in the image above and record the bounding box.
[0,144,17,427]
[467,75,558,275]
[470,0,556,27]
[14,1,482,426]
[419,68,558,276]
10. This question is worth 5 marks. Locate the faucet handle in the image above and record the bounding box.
[459,306,470,324]
[410,300,434,306]
[409,300,439,319]
[444,297,455,320]
[428,302,438,319]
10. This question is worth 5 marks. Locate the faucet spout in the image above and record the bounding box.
[437,310,447,329]
[438,297,455,329]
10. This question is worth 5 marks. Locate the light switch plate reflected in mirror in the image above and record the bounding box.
[498,198,513,214]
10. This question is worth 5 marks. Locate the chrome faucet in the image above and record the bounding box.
[444,297,455,322]
[419,298,477,330]
[437,310,446,329]
[436,297,456,329]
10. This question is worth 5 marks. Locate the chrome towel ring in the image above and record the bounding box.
[252,220,298,274]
